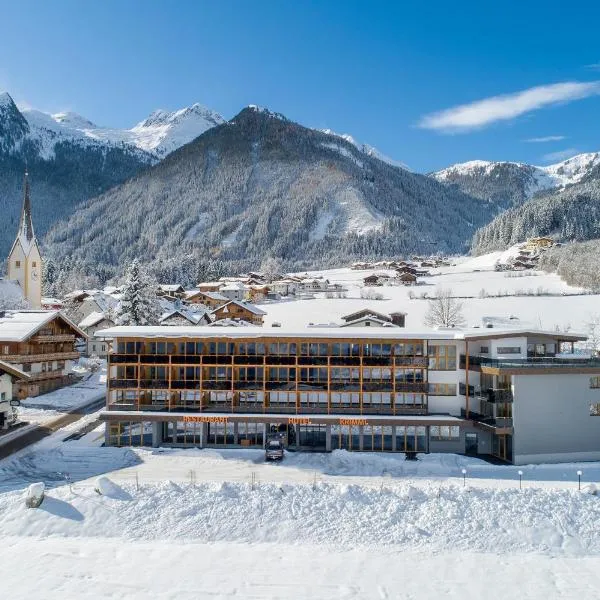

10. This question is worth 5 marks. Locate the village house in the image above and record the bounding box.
[0,359,30,430]
[159,310,211,326]
[185,290,228,309]
[219,281,248,302]
[197,281,224,293]
[78,312,116,358]
[211,300,267,326]
[341,308,407,328]
[397,272,418,285]
[157,284,186,300]
[0,310,86,397]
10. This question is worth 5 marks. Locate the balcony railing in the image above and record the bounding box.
[34,334,76,343]
[1,351,80,364]
[481,357,600,369]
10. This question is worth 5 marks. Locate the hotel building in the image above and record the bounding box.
[97,325,600,464]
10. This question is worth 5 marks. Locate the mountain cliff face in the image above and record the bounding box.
[0,93,224,258]
[45,106,495,275]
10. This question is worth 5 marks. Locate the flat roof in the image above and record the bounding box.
[96,325,586,342]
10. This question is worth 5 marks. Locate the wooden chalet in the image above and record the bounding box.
[0,310,87,397]
[211,301,267,326]
[398,272,418,285]
[185,290,229,309]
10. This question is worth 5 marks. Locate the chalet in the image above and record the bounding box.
[512,260,535,271]
[197,281,224,293]
[396,265,418,275]
[185,290,228,309]
[269,279,298,296]
[211,301,267,326]
[341,308,407,328]
[78,312,116,358]
[341,308,393,324]
[157,284,186,300]
[0,360,30,430]
[0,310,86,397]
[398,272,418,285]
[159,307,212,327]
[340,315,398,328]
[219,281,248,302]
[363,274,385,286]
[247,285,270,303]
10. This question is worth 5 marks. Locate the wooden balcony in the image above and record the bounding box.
[28,370,70,381]
[1,351,80,364]
[34,334,76,343]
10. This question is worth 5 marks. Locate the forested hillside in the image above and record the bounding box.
[45,107,495,283]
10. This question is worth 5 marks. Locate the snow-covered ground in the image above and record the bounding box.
[262,251,598,333]
[2,429,600,599]
[15,366,106,426]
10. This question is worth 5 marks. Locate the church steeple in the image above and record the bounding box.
[18,170,35,249]
[6,169,42,309]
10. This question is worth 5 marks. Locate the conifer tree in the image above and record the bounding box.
[118,259,160,325]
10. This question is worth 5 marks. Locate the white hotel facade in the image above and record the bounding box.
[97,325,600,464]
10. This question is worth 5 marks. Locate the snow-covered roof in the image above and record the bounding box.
[158,284,184,292]
[0,359,30,380]
[160,308,210,325]
[339,316,398,327]
[209,318,253,327]
[95,324,586,342]
[78,311,109,329]
[0,310,87,341]
[213,301,267,316]
[186,290,228,301]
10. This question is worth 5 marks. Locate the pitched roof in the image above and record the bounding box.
[341,308,391,323]
[0,310,87,341]
[0,359,30,380]
[212,300,267,316]
[340,316,398,327]
[78,311,110,329]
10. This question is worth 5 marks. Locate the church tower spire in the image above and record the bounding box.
[6,170,42,309]
[18,169,35,248]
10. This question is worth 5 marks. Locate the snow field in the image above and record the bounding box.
[263,258,597,332]
[2,471,600,556]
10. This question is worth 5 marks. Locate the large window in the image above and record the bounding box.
[428,345,456,370]
[428,383,457,396]
[430,425,460,440]
[590,377,600,389]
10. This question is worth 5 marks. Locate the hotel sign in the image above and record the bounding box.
[339,418,369,426]
[288,417,312,425]
[183,416,228,424]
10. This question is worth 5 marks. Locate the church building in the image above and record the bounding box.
[6,172,42,309]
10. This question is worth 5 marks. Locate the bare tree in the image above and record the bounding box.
[423,288,466,328]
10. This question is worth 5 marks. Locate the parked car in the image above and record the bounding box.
[265,438,284,461]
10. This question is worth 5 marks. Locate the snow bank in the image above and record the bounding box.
[3,477,600,556]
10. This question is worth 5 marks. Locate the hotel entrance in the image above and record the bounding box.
[296,424,327,450]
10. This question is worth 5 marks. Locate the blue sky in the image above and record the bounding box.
[1,0,599,172]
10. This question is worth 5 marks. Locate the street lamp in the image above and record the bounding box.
[577,470,583,491]
[461,468,467,487]
[518,470,523,490]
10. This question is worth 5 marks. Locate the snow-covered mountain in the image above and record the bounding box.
[432,153,600,209]
[320,129,409,170]
[18,100,225,161]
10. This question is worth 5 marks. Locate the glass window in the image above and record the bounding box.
[497,346,521,355]
[590,377,600,389]
[428,345,457,370]
[428,383,457,396]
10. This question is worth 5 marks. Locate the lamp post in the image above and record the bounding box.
[461,468,467,487]
[518,470,523,490]
[577,470,582,491]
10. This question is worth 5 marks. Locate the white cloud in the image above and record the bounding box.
[541,148,580,163]
[524,135,566,143]
[418,81,600,133]
[585,64,600,71]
